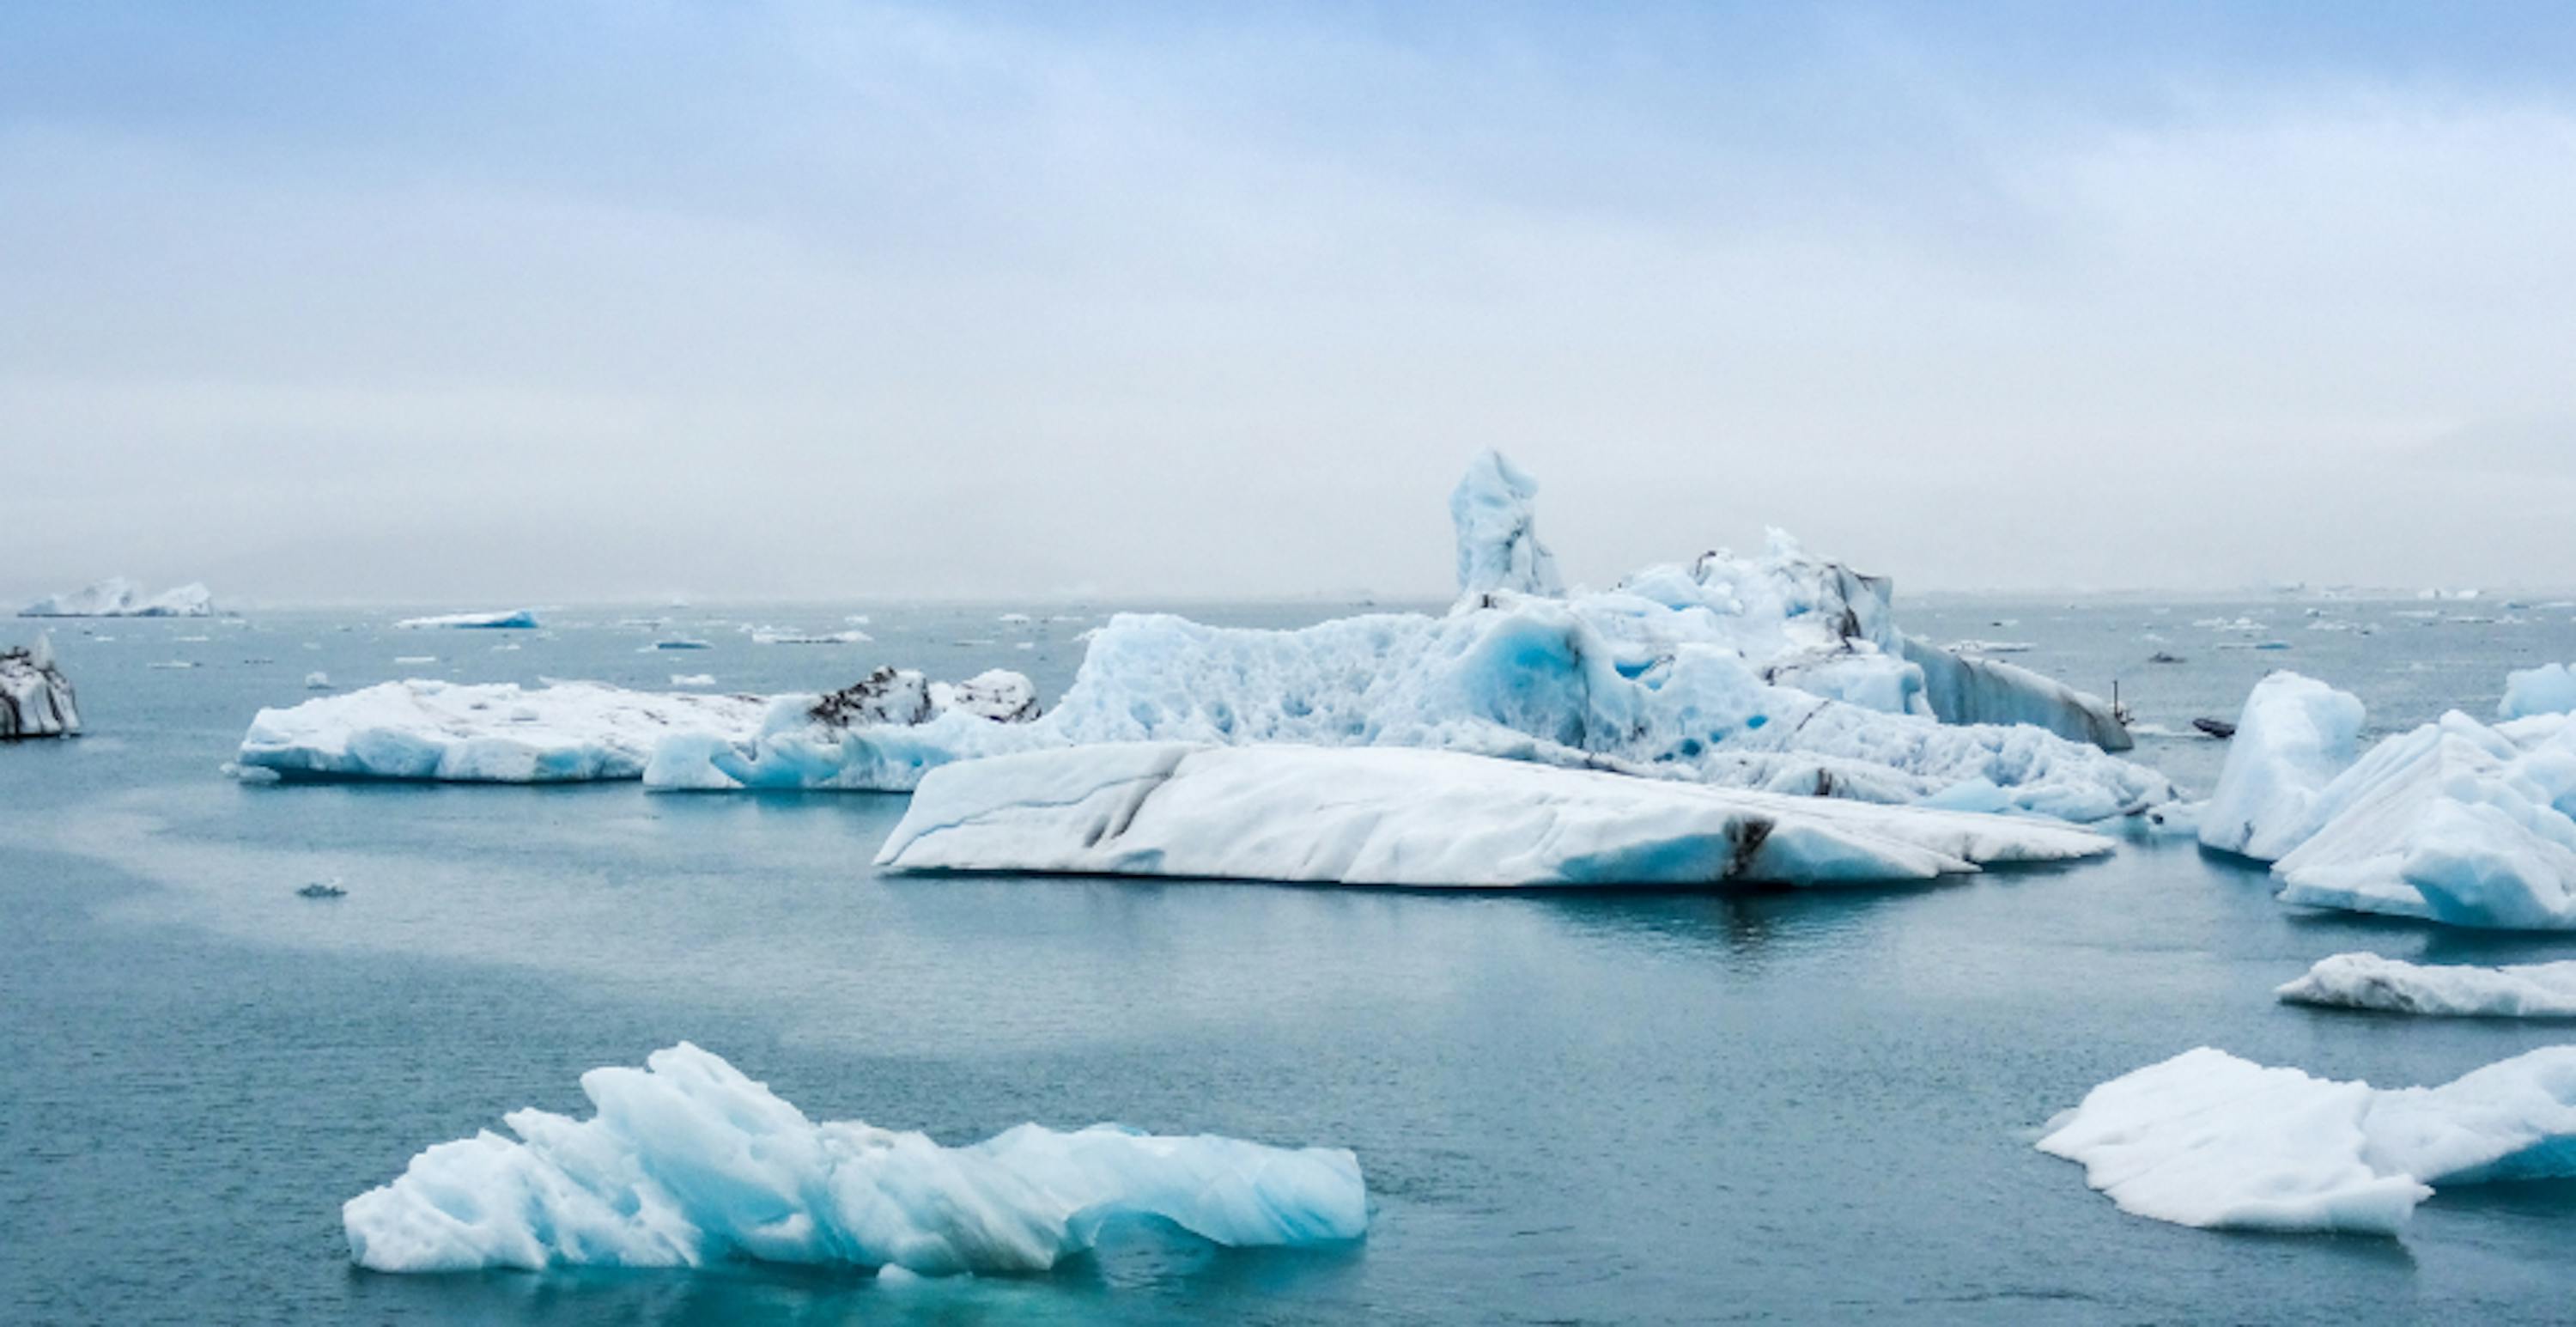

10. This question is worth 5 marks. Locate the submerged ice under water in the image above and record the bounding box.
[9,595,2576,1323]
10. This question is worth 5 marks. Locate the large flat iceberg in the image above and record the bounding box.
[874,742,2112,887]
[2196,669,2576,929]
[1,635,79,739]
[238,669,1040,784]
[2279,952,2576,1018]
[2038,1045,2576,1235]
[21,577,212,618]
[343,1043,1367,1275]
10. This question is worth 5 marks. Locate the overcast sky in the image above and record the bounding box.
[6,2,2574,604]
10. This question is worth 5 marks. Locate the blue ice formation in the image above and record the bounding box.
[1451,447,1563,599]
[2500,662,2576,720]
[343,1044,1367,1275]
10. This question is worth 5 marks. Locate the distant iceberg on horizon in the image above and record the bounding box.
[394,609,540,630]
[21,577,212,618]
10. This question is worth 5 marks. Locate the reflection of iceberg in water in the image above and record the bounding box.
[344,1043,1368,1276]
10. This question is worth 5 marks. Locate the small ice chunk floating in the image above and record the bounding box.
[2278,952,2576,1019]
[343,1043,1367,1275]
[2039,1045,2576,1236]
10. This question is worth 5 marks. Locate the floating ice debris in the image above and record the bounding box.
[2148,652,2185,664]
[653,638,713,651]
[2278,952,2576,1018]
[296,880,347,899]
[750,629,871,645]
[998,612,1033,624]
[2038,1045,2576,1235]
[21,578,213,618]
[392,655,436,665]
[148,660,197,670]
[342,1042,1367,1275]
[396,610,540,630]
[875,742,2112,887]
[1,635,80,739]
[173,635,210,642]
[646,668,1041,792]
[670,673,717,688]
[305,672,331,690]
[2500,663,2576,720]
[2202,669,2576,928]
[1945,639,2035,654]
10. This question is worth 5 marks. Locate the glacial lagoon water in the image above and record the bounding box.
[9,596,2576,1324]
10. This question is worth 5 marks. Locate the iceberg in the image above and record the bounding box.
[2038,1045,2576,1235]
[343,1042,1366,1275]
[232,667,1045,785]
[21,577,212,618]
[395,610,540,630]
[1899,635,2132,752]
[1,635,79,739]
[2192,667,2576,928]
[2500,663,2576,720]
[874,742,2112,887]
[2278,952,2576,1018]
[1451,447,1563,599]
[2196,672,2366,859]
[239,679,769,782]
[642,667,1043,792]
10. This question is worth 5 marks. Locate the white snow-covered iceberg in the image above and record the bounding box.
[2038,1045,2576,1235]
[238,679,767,782]
[1,635,79,739]
[874,742,2112,887]
[2196,671,2366,859]
[343,1042,1367,1275]
[2500,663,2576,720]
[2196,668,2576,928]
[396,609,541,630]
[2278,952,2576,1018]
[21,577,211,618]
[238,668,1041,784]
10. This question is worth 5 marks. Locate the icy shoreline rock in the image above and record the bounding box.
[875,742,2113,887]
[343,1042,1367,1275]
[2038,1045,2576,1235]
[21,577,211,618]
[2278,952,2576,1018]
[0,635,79,739]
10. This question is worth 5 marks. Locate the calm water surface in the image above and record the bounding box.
[8,596,2576,1324]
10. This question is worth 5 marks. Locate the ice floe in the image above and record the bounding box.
[21,578,212,618]
[2039,1045,2576,1235]
[1,634,79,739]
[2278,952,2576,1018]
[343,1042,1366,1275]
[874,742,2112,887]
[395,609,540,630]
[237,679,768,782]
[2198,668,2576,928]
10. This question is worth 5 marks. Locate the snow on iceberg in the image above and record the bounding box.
[2278,952,2576,1018]
[874,742,2112,887]
[2038,1045,2576,1235]
[2500,663,2576,720]
[1,634,79,739]
[1451,447,1563,599]
[343,1042,1366,1275]
[2196,671,2366,859]
[21,577,212,618]
[396,609,540,630]
[239,680,767,782]
[236,668,1041,784]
